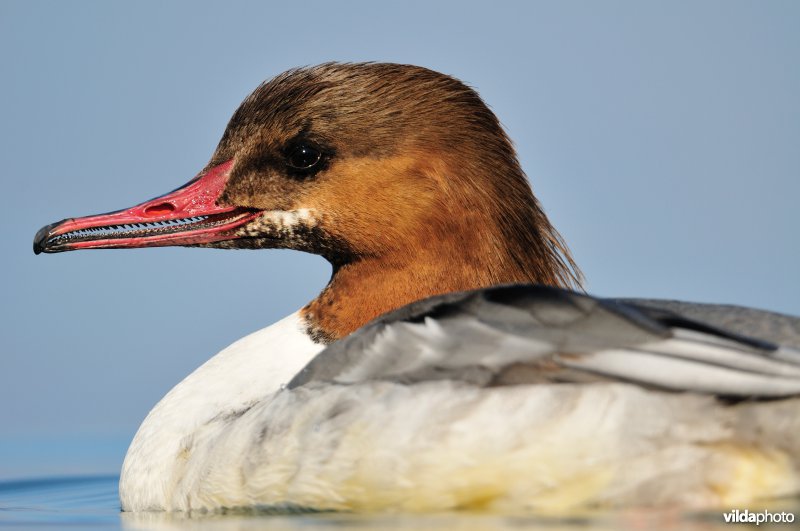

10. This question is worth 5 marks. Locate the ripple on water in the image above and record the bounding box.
[0,475,121,528]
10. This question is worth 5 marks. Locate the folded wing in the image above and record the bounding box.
[289,285,800,398]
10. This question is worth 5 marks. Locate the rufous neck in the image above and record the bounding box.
[301,242,543,343]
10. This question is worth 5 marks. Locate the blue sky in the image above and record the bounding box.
[1,0,798,479]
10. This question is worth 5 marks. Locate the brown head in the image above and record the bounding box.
[34,63,582,341]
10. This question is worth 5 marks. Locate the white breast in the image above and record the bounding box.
[119,311,324,511]
[121,378,800,513]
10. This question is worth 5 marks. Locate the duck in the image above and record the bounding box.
[33,63,800,514]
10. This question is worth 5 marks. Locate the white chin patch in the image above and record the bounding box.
[264,208,317,228]
[235,208,318,239]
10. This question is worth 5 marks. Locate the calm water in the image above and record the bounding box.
[1,474,797,530]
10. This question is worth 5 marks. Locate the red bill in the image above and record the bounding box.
[33,160,262,254]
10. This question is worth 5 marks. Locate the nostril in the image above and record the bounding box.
[143,202,176,217]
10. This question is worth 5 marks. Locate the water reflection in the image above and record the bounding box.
[1,475,797,530]
[121,504,796,531]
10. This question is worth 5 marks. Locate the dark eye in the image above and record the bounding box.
[287,145,322,170]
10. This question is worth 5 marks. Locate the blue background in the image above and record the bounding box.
[1,0,798,479]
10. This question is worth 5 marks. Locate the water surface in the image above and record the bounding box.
[2,475,796,530]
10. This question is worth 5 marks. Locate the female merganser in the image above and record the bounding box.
[34,63,800,513]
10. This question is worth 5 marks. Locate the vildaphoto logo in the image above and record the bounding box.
[723,509,795,525]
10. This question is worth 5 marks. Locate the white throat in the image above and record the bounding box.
[119,311,324,511]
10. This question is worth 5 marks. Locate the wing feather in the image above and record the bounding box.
[289,285,800,398]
